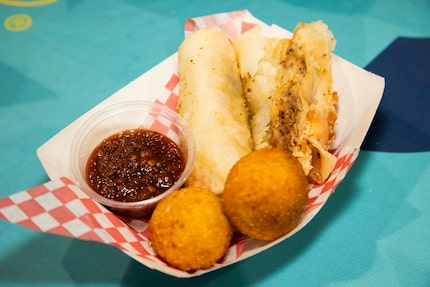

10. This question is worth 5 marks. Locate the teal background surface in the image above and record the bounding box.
[1,1,429,286]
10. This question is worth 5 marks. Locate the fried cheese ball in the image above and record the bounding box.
[149,187,233,272]
[222,148,308,241]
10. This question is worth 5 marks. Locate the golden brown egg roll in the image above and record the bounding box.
[233,22,338,183]
[177,28,253,194]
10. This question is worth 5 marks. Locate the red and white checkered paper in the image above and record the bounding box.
[0,10,383,278]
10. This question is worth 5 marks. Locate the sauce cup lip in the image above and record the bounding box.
[69,100,196,211]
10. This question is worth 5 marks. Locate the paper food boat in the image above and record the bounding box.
[0,10,384,278]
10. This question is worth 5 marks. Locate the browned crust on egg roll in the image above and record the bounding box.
[234,21,338,183]
[177,28,253,194]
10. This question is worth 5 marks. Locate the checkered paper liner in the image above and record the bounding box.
[0,148,357,277]
[0,10,384,278]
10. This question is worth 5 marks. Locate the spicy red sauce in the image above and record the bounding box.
[86,128,185,202]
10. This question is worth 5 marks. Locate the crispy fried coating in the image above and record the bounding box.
[222,148,308,241]
[272,21,338,184]
[233,25,290,150]
[233,22,338,184]
[149,187,233,272]
[178,28,253,194]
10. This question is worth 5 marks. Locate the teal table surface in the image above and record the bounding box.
[1,1,429,286]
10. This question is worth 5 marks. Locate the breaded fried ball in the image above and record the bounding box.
[149,187,233,272]
[222,148,308,241]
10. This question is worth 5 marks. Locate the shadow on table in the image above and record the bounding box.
[0,61,56,107]
[0,232,130,285]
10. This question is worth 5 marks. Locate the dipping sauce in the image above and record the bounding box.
[86,128,185,202]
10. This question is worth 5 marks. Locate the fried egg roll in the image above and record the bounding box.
[234,22,338,183]
[177,28,253,194]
